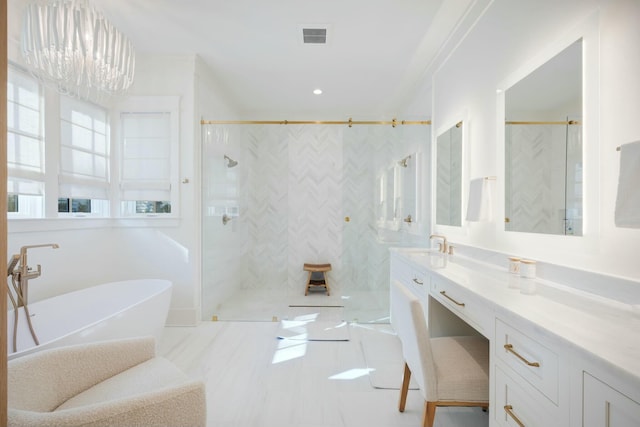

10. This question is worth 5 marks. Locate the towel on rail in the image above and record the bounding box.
[615,140,640,228]
[466,177,493,222]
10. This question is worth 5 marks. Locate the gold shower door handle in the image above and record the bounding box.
[504,344,540,367]
[344,216,350,222]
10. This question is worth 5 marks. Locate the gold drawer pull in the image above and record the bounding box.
[412,278,424,285]
[504,344,540,367]
[440,291,465,307]
[504,405,525,427]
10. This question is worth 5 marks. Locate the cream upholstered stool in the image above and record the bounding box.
[304,263,332,296]
[391,280,489,427]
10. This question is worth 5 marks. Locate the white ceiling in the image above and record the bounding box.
[10,0,480,119]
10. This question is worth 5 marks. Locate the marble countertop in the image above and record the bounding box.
[390,247,640,384]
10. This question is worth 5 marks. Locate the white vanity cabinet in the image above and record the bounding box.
[583,373,640,427]
[493,316,569,427]
[389,250,430,320]
[430,275,493,336]
[389,248,640,427]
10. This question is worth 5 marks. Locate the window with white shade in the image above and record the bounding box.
[118,96,179,216]
[6,74,179,223]
[58,96,110,216]
[7,67,45,218]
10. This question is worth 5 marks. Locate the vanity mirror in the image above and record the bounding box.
[436,122,462,227]
[504,39,583,236]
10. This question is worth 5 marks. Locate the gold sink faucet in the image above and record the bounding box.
[429,234,448,253]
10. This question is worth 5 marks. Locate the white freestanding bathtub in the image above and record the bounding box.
[7,279,172,360]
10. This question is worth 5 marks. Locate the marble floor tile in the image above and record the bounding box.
[159,317,489,427]
[207,288,390,324]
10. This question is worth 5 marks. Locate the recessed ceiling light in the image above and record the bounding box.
[313,89,323,95]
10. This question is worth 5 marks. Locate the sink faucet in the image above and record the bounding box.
[429,234,448,253]
[9,243,59,306]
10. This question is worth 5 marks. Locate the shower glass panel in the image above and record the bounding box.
[202,123,429,323]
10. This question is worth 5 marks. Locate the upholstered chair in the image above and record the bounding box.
[391,280,489,427]
[8,336,206,427]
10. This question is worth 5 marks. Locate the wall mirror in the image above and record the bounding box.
[436,122,462,227]
[505,39,583,236]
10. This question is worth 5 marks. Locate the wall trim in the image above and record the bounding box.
[166,308,199,326]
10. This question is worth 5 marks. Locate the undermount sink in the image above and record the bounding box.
[392,247,448,268]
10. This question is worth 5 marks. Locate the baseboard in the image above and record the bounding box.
[166,308,198,326]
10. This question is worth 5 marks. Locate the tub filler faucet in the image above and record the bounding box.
[7,243,59,353]
[9,243,60,306]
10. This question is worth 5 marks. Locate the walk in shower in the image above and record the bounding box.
[201,122,429,323]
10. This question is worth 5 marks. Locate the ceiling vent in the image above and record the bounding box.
[302,28,327,44]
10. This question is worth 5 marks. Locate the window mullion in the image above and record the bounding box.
[44,87,61,217]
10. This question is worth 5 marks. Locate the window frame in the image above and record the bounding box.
[57,95,111,218]
[113,96,180,218]
[6,65,46,219]
[6,66,181,226]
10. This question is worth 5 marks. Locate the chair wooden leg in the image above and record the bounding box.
[422,401,437,427]
[398,362,411,412]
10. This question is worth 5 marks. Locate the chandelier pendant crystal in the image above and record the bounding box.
[21,0,136,101]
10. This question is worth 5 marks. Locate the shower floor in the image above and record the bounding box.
[209,288,390,323]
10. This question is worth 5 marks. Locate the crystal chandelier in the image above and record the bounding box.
[21,0,135,101]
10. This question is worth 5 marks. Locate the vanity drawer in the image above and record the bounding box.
[392,257,428,299]
[430,276,491,334]
[495,318,559,404]
[495,365,558,427]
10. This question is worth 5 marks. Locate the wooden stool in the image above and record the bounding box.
[304,263,332,296]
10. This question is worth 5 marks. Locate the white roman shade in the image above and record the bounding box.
[59,96,109,199]
[7,67,44,195]
[120,112,172,201]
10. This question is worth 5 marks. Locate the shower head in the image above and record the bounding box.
[224,155,238,168]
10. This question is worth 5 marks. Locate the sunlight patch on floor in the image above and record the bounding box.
[329,368,375,381]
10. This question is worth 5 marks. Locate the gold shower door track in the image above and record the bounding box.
[201,118,431,127]
[505,120,581,125]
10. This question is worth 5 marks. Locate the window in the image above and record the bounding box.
[7,67,45,218]
[58,97,110,216]
[118,96,179,217]
[6,77,179,222]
